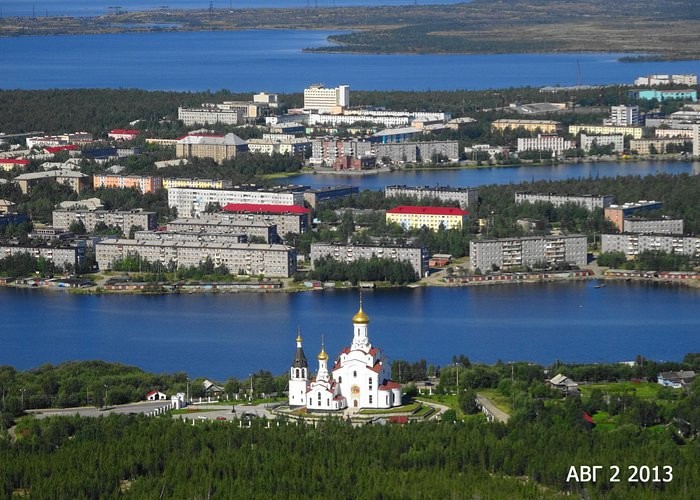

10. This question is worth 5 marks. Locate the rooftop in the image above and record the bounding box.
[386,205,470,216]
[222,203,310,215]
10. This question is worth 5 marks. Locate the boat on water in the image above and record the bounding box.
[594,283,607,289]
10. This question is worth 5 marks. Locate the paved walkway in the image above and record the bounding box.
[475,394,510,423]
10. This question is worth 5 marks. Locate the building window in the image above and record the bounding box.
[295,368,299,378]
[369,395,372,404]
[317,393,321,403]
[353,371,357,378]
[338,376,342,384]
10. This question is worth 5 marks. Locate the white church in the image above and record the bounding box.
[288,300,402,411]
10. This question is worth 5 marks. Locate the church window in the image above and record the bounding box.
[295,368,299,378]
[368,377,373,389]
[369,395,373,404]
[353,371,357,378]
[386,396,389,405]
[317,393,321,403]
[338,376,342,384]
[327,399,330,407]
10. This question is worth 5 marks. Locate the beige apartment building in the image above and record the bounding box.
[175,133,248,162]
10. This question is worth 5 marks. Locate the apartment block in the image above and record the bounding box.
[602,234,700,258]
[0,242,85,270]
[310,242,428,278]
[515,192,614,210]
[606,105,640,126]
[52,209,158,233]
[516,135,575,156]
[162,178,233,190]
[628,89,698,102]
[568,124,644,139]
[177,106,243,126]
[469,235,587,272]
[386,206,469,231]
[167,186,305,218]
[246,138,311,156]
[96,240,297,277]
[491,119,561,134]
[604,201,664,232]
[579,134,625,153]
[693,124,700,157]
[376,141,460,163]
[93,174,162,194]
[14,170,89,194]
[166,218,278,243]
[385,185,479,210]
[634,74,697,86]
[220,204,310,235]
[629,138,689,155]
[133,230,247,245]
[623,217,684,235]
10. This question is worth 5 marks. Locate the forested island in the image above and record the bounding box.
[1,356,699,498]
[1,0,699,60]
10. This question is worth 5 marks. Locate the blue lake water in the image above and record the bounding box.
[284,160,700,190]
[1,0,469,18]
[1,282,698,379]
[2,30,700,91]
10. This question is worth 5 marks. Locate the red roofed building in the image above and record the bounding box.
[222,203,310,215]
[108,129,141,141]
[45,145,79,154]
[386,205,469,231]
[0,158,30,171]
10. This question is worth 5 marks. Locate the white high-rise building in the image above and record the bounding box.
[693,124,700,157]
[303,84,350,112]
[606,105,640,126]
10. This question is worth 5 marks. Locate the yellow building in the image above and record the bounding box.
[568,124,643,139]
[386,205,469,231]
[491,119,561,134]
[162,178,233,190]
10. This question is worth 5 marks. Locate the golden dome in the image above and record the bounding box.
[352,306,369,324]
[296,333,302,343]
[317,347,328,361]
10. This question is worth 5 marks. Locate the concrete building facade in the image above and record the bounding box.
[515,192,614,210]
[303,84,350,112]
[303,186,359,208]
[96,239,297,277]
[516,135,575,156]
[167,186,305,218]
[634,74,697,86]
[386,206,469,231]
[629,138,689,155]
[175,133,248,162]
[602,234,700,258]
[385,185,479,210]
[162,178,233,190]
[166,218,278,243]
[469,235,588,272]
[0,243,84,270]
[491,119,561,134]
[221,204,310,235]
[569,124,644,139]
[52,209,158,233]
[579,134,625,153]
[177,106,243,126]
[93,174,163,194]
[623,217,684,235]
[606,105,640,126]
[310,242,428,278]
[604,201,664,232]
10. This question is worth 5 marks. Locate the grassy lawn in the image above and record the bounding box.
[580,382,661,400]
[170,408,220,415]
[478,389,513,414]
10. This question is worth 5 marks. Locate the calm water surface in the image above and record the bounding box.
[1,282,698,379]
[285,160,700,190]
[1,0,469,17]
[2,30,700,91]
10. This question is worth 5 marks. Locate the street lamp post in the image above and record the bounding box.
[249,374,254,401]
[20,388,26,409]
[186,377,190,404]
[104,384,109,408]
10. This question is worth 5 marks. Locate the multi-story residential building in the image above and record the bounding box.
[693,124,700,157]
[14,170,89,194]
[628,89,698,102]
[605,105,640,126]
[220,101,267,119]
[310,139,373,166]
[166,218,278,243]
[52,208,158,233]
[376,141,460,163]
[333,155,376,171]
[385,185,479,210]
[175,133,248,163]
[491,119,561,134]
[212,206,311,235]
[310,242,428,278]
[93,174,163,194]
[168,186,306,217]
[579,134,625,153]
[177,106,243,126]
[568,124,644,139]
[162,178,233,190]
[134,229,247,245]
[0,158,29,171]
[0,242,85,270]
[246,138,311,156]
[654,128,694,139]
[623,217,684,235]
[26,132,93,149]
[253,92,279,108]
[516,135,575,157]
[634,74,697,86]
[604,201,664,231]
[0,199,16,215]
[629,138,689,155]
[95,239,297,277]
[386,206,469,231]
[303,84,350,112]
[469,235,587,272]
[515,192,614,210]
[602,234,700,258]
[307,110,450,128]
[303,186,359,209]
